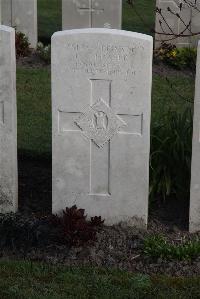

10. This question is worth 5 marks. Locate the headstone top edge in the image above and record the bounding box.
[0,25,15,33]
[52,28,153,43]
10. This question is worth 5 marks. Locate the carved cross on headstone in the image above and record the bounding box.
[77,0,104,27]
[58,79,143,196]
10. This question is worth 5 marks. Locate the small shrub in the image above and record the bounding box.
[0,207,104,250]
[144,235,200,261]
[37,42,51,64]
[150,107,193,201]
[155,43,197,70]
[0,213,53,250]
[15,31,31,58]
[51,205,104,246]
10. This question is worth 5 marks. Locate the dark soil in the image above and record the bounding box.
[17,50,50,69]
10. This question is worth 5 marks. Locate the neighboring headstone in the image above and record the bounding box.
[191,1,200,46]
[0,25,18,213]
[0,0,2,24]
[62,0,122,30]
[1,0,11,26]
[190,41,200,233]
[52,28,153,228]
[1,0,37,48]
[155,0,200,48]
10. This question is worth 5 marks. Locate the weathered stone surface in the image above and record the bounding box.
[190,41,200,233]
[62,0,122,30]
[1,0,37,48]
[52,29,153,228]
[0,0,2,24]
[0,25,17,213]
[155,0,200,48]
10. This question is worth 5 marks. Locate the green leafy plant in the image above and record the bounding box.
[144,235,200,261]
[37,42,51,64]
[150,107,193,201]
[155,43,197,70]
[15,31,31,58]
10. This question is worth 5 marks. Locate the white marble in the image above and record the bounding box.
[0,0,2,24]
[155,0,200,48]
[1,0,37,48]
[190,41,200,232]
[62,0,122,30]
[0,25,18,213]
[52,28,153,228]
[191,1,200,46]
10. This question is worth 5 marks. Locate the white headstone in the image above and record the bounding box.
[191,2,200,46]
[62,0,122,30]
[190,41,200,232]
[1,0,37,48]
[0,0,2,24]
[0,25,17,213]
[155,0,200,48]
[52,29,153,228]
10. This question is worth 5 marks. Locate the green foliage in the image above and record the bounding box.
[144,235,200,261]
[155,43,197,70]
[150,107,193,201]
[37,42,51,64]
[15,31,31,58]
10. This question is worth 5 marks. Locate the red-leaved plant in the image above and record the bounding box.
[51,205,104,246]
[15,31,30,58]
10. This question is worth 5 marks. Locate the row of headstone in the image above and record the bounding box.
[155,0,200,48]
[62,0,122,30]
[2,0,200,50]
[1,0,37,48]
[0,0,122,48]
[1,22,200,232]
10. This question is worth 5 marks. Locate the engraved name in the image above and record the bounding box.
[65,42,144,78]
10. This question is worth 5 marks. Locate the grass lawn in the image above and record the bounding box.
[37,0,156,43]
[0,260,199,299]
[17,68,194,157]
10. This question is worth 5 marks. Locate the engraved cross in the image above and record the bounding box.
[77,0,104,27]
[58,79,143,197]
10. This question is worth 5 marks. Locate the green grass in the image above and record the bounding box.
[152,74,194,123]
[122,0,156,34]
[0,260,199,299]
[16,68,195,157]
[17,68,51,156]
[38,0,62,43]
[144,235,200,261]
[37,0,156,43]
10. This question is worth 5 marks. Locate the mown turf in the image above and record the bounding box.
[0,260,199,299]
[37,0,156,43]
[17,68,51,156]
[122,0,156,34]
[38,0,62,44]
